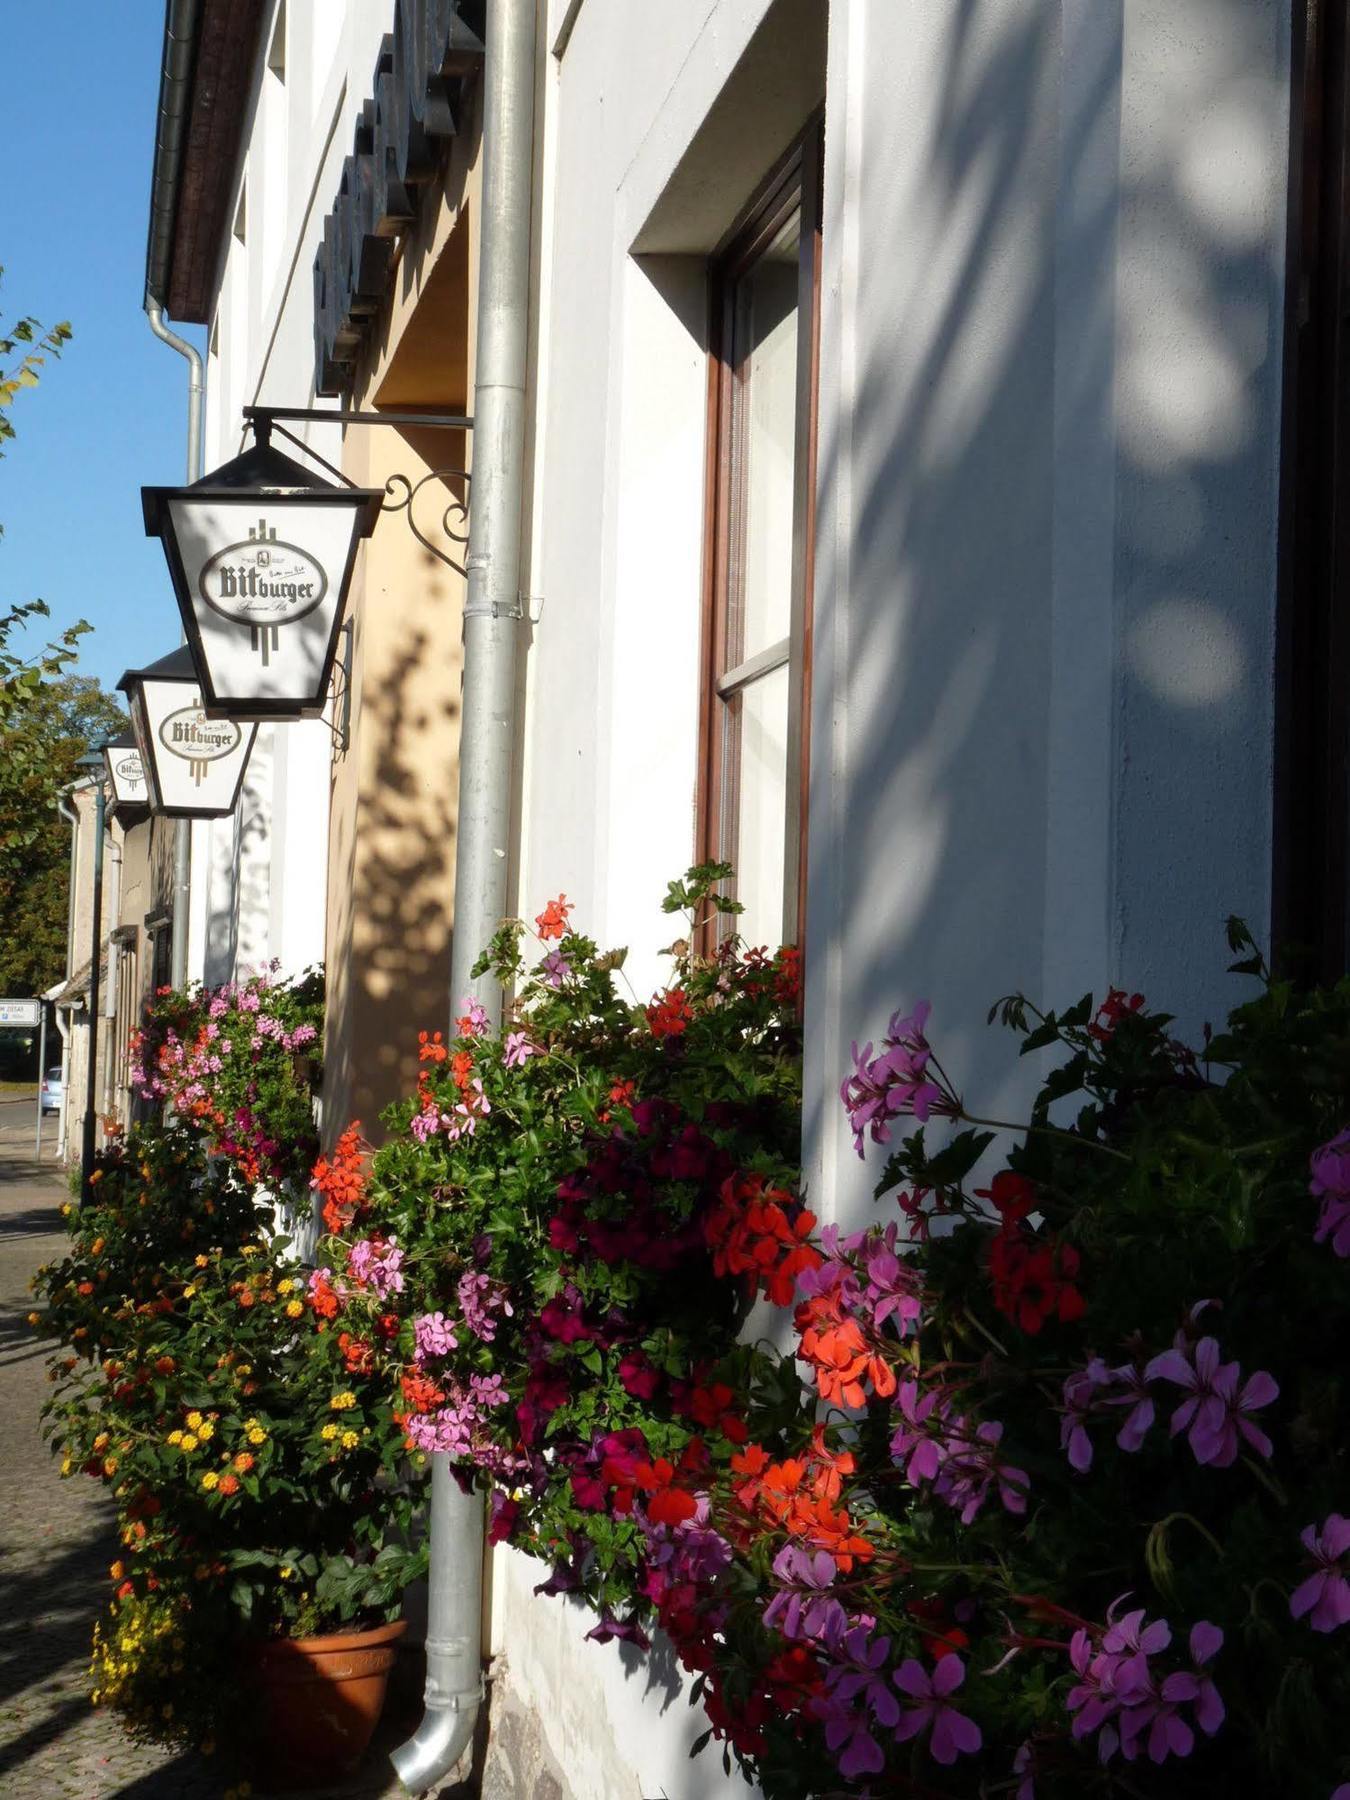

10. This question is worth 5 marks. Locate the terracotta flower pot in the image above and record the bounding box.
[249,1617,408,1789]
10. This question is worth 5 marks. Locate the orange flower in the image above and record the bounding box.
[646,988,693,1039]
[796,1300,897,1409]
[418,1030,449,1064]
[217,1473,240,1497]
[634,1457,698,1527]
[400,1370,445,1414]
[535,894,573,940]
[232,1452,255,1474]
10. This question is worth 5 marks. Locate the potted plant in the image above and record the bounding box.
[34,1119,423,1787]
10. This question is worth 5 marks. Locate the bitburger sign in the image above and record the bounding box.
[142,437,382,719]
[117,647,258,821]
[312,0,485,396]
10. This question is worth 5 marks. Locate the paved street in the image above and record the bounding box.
[0,1113,450,1800]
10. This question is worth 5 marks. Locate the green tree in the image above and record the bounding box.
[0,675,127,996]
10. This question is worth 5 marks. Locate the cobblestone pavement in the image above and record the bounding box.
[0,1105,459,1800]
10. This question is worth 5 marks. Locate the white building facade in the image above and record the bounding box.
[141,1,1337,1794]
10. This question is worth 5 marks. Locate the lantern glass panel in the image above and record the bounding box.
[166,495,362,712]
[130,676,255,816]
[106,744,149,809]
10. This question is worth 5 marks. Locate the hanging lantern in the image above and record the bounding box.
[141,430,382,718]
[103,731,150,817]
[117,646,257,819]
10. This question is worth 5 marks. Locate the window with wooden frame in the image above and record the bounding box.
[697,117,823,953]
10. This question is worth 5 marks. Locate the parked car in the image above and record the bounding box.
[40,1066,62,1115]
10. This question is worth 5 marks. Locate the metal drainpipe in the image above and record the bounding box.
[145,295,203,988]
[56,789,81,1160]
[389,0,537,1790]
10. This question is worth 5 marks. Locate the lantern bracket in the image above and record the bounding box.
[242,407,473,573]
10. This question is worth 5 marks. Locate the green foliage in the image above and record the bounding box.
[0,675,126,994]
[320,872,804,1624]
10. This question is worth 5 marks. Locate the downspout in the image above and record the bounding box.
[146,0,203,991]
[56,789,81,1161]
[389,0,537,1791]
[145,295,203,988]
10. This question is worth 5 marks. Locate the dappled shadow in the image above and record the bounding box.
[802,1,1291,1221]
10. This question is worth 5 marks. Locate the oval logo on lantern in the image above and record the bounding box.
[157,708,243,763]
[116,755,145,786]
[198,526,328,628]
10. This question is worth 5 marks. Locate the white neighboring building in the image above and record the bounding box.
[142,1,1343,1796]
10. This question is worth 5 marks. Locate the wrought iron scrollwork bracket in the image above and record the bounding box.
[380,469,471,574]
[242,406,474,573]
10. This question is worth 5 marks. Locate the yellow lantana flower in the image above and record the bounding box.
[340,1431,360,1451]
[330,1391,356,1411]
[179,1434,198,1452]
[197,1420,215,1442]
[246,1426,266,1446]
[285,1299,304,1318]
[320,1423,339,1441]
[201,1471,219,1491]
[277,1279,295,1295]
[167,1430,183,1446]
[186,1411,204,1431]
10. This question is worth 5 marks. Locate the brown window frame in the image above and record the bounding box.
[1275,0,1350,978]
[695,115,824,954]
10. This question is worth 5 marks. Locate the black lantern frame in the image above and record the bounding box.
[142,431,384,721]
[117,646,258,820]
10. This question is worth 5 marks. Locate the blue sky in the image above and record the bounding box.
[0,5,204,701]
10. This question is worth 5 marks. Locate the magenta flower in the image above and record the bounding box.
[1312,1128,1350,1255]
[1291,1514,1350,1633]
[413,1310,459,1362]
[893,1653,981,1764]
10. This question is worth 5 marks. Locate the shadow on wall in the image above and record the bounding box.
[328,599,461,1140]
[805,0,1286,1215]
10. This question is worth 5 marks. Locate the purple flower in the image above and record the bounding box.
[503,1030,540,1069]
[1060,1362,1109,1473]
[458,1269,513,1342]
[839,1001,951,1157]
[893,1653,982,1764]
[347,1235,405,1300]
[1291,1514,1350,1633]
[827,1622,901,1727]
[1158,1622,1225,1739]
[540,950,571,989]
[814,1695,885,1781]
[1144,1335,1277,1467]
[762,1546,847,1645]
[1013,1741,1035,1800]
[456,995,490,1038]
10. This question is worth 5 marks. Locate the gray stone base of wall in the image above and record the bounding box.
[478,1659,572,1800]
